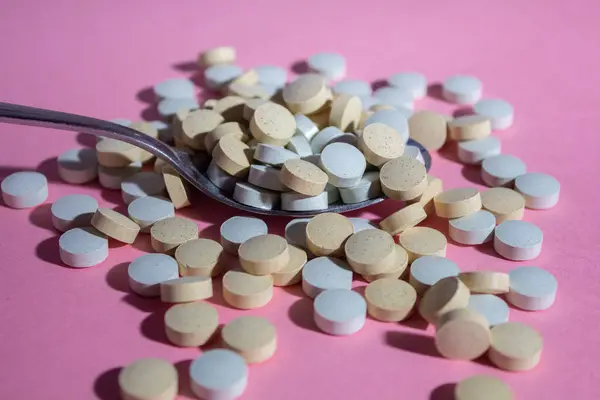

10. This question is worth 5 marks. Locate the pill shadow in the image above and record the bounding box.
[288,297,321,333]
[131,233,154,253]
[140,105,161,122]
[461,164,483,185]
[76,132,97,148]
[290,60,308,75]
[29,203,55,231]
[429,383,456,400]
[98,187,126,205]
[105,261,130,292]
[371,79,388,91]
[198,224,221,242]
[427,83,445,101]
[453,106,474,118]
[384,330,441,359]
[174,359,196,399]
[35,235,64,266]
[279,284,305,298]
[93,367,121,400]
[37,157,62,183]
[398,313,430,331]
[124,292,163,313]
[173,60,199,72]
[136,86,155,104]
[437,141,461,164]
[140,306,170,344]
[204,280,230,308]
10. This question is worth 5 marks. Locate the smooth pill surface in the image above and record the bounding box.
[442,75,483,104]
[399,227,447,263]
[59,227,108,268]
[121,172,166,205]
[204,64,243,90]
[248,164,288,192]
[238,234,289,275]
[253,143,299,166]
[345,229,397,275]
[272,244,307,286]
[222,316,277,363]
[233,182,280,210]
[189,349,248,400]
[481,187,525,223]
[488,322,543,371]
[220,216,268,254]
[373,87,413,111]
[359,123,405,167]
[408,110,448,151]
[514,172,560,209]
[507,266,557,311]
[207,160,238,192]
[250,102,296,146]
[467,294,510,326]
[284,218,310,249]
[434,187,482,218]
[128,254,179,297]
[222,270,273,309]
[459,271,510,294]
[281,191,328,211]
[418,276,470,325]
[91,208,140,244]
[409,255,460,296]
[365,278,417,322]
[449,209,496,245]
[380,156,428,201]
[157,98,199,119]
[127,196,175,233]
[280,159,328,196]
[150,216,198,254]
[153,78,195,100]
[332,79,372,98]
[457,136,502,165]
[448,115,491,141]
[319,142,366,188]
[388,72,427,99]
[481,154,527,187]
[365,109,409,143]
[307,52,346,81]
[494,220,543,261]
[57,148,98,184]
[435,308,491,360]
[306,213,353,257]
[314,289,366,335]
[1,171,48,209]
[338,171,381,204]
[329,94,362,132]
[175,238,224,278]
[302,256,353,298]
[286,134,313,157]
[455,375,514,400]
[51,194,98,232]
[474,98,514,130]
[160,276,213,303]
[119,358,178,400]
[98,162,142,189]
[379,203,427,236]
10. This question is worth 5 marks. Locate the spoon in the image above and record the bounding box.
[0,102,431,217]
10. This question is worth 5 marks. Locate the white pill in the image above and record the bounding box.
[128,254,179,297]
[349,217,377,232]
[507,266,557,311]
[314,289,367,336]
[59,227,109,268]
[190,349,248,400]
[467,294,510,326]
[287,134,313,157]
[207,160,238,192]
[474,98,514,130]
[294,114,320,142]
[409,256,460,295]
[204,64,243,90]
[221,216,268,254]
[255,65,287,88]
[338,171,381,204]
[51,194,98,232]
[121,172,166,205]
[57,148,98,184]
[153,78,195,101]
[332,79,372,98]
[233,182,280,210]
[281,191,328,211]
[325,183,340,204]
[387,72,427,99]
[514,173,560,209]
[98,161,142,190]
[157,98,199,119]
[458,136,501,165]
[362,96,381,111]
[449,210,496,245]
[373,87,414,111]
[319,143,366,188]
[1,171,48,209]
[127,196,175,233]
[481,154,527,187]
[404,145,425,165]
[310,127,353,154]
[253,144,300,166]
[248,164,287,192]
[302,256,353,298]
[285,218,310,249]
[150,120,173,143]
[442,75,483,104]
[109,118,131,126]
[494,220,543,261]
[307,52,346,81]
[365,109,409,143]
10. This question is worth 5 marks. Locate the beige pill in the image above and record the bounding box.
[419,276,470,325]
[91,208,140,244]
[345,229,397,275]
[160,276,213,303]
[280,159,328,196]
[238,234,290,275]
[283,73,330,115]
[151,216,199,254]
[488,322,543,371]
[449,115,491,141]
[250,102,296,146]
[272,244,307,286]
[408,110,448,151]
[181,109,224,150]
[198,46,236,67]
[96,138,141,168]
[365,278,417,322]
[222,270,273,309]
[213,95,247,122]
[228,69,259,87]
[358,123,405,167]
[154,157,167,173]
[369,104,395,112]
[329,94,362,132]
[221,316,277,363]
[362,245,409,282]
[228,82,271,100]
[306,213,354,257]
[481,187,525,224]
[434,188,482,218]
[205,122,249,153]
[212,135,252,178]
[119,358,178,400]
[435,308,491,360]
[172,108,193,146]
[399,227,447,263]
[164,302,219,347]
[409,174,443,215]
[379,203,427,236]
[129,121,160,163]
[380,156,428,201]
[459,271,510,294]
[175,238,224,277]
[455,375,514,400]
[162,166,190,209]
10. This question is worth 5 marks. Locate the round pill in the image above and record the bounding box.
[373,87,413,112]
[448,115,491,141]
[481,154,527,187]
[128,253,179,297]
[314,289,366,335]
[494,220,543,261]
[153,78,195,101]
[407,111,448,151]
[459,271,509,294]
[121,172,166,205]
[442,75,483,104]
[455,375,514,400]
[387,72,427,99]
[310,127,354,154]
[249,102,296,146]
[467,294,510,327]
[419,276,470,325]
[220,216,268,254]
[198,46,236,68]
[204,64,243,90]
[302,256,353,298]
[248,164,287,192]
[306,213,353,257]
[119,358,178,400]
[514,172,560,209]
[222,316,277,363]
[359,123,405,167]
[319,142,366,188]
[96,138,141,168]
[332,79,372,98]
[380,156,428,201]
[481,187,525,224]
[307,52,346,81]
[150,216,198,254]
[160,276,213,303]
[212,135,252,178]
[365,109,409,143]
[204,122,248,153]
[164,301,219,347]
[91,208,140,244]
[409,255,460,296]
[175,238,224,278]
[435,308,491,360]
[189,349,248,400]
[345,229,397,275]
[233,182,280,210]
[181,109,225,150]
[272,244,307,286]
[434,187,482,218]
[362,244,409,282]
[507,266,557,311]
[57,148,98,184]
[255,65,287,88]
[365,278,417,322]
[222,269,273,309]
[286,134,313,157]
[338,171,381,204]
[51,194,98,232]
[474,98,514,130]
[329,94,362,132]
[238,234,289,276]
[98,161,142,190]
[457,136,501,165]
[449,209,496,245]
[213,96,247,123]
[283,74,330,115]
[399,227,447,263]
[488,322,543,371]
[294,114,320,141]
[280,159,328,196]
[281,191,328,211]
[379,203,427,236]
[58,227,108,268]
[253,143,300,166]
[157,98,199,119]
[207,160,238,192]
[1,171,48,209]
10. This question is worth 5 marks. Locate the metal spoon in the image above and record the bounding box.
[0,102,431,217]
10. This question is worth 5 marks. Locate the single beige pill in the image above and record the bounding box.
[362,245,409,282]
[358,123,405,167]
[198,46,236,67]
[379,203,427,236]
[329,94,362,132]
[409,174,443,215]
[175,238,224,277]
[449,115,492,141]
[164,302,219,347]
[181,109,224,150]
[380,156,428,201]
[306,213,354,257]
[418,276,470,325]
[221,316,277,363]
[434,188,482,218]
[488,322,543,371]
[272,245,307,286]
[481,187,526,224]
[345,229,397,275]
[160,276,213,303]
[459,271,510,294]
[213,96,247,122]
[408,110,448,151]
[455,375,514,400]
[365,278,417,322]
[151,216,199,254]
[399,227,447,263]
[162,166,190,209]
[91,208,140,244]
[119,358,178,400]
[435,308,491,360]
[280,159,328,196]
[250,102,296,146]
[205,122,249,153]
[96,138,141,168]
[238,234,290,275]
[212,135,252,178]
[222,270,274,309]
[283,73,330,115]
[129,121,160,163]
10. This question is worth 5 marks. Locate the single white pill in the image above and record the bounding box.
[481,154,527,187]
[409,256,461,296]
[319,143,366,188]
[253,144,300,167]
[387,72,427,99]
[285,218,310,249]
[449,210,496,245]
[153,78,195,101]
[281,191,328,211]
[127,196,175,233]
[286,134,313,157]
[307,52,346,81]
[310,127,352,154]
[373,87,414,111]
[157,98,199,119]
[1,171,48,209]
[128,254,179,297]
[458,136,502,165]
[204,64,243,90]
[338,171,381,204]
[294,114,320,142]
[332,79,372,98]
[365,109,409,143]
[121,172,166,205]
[207,160,238,192]
[98,161,142,190]
[474,98,514,130]
[467,294,510,326]
[255,65,287,88]
[51,194,98,232]
[59,227,108,268]
[233,182,280,210]
[494,220,543,261]
[442,75,483,104]
[190,349,248,400]
[314,289,367,336]
[507,266,557,311]
[248,164,287,192]
[56,148,98,184]
[349,217,377,232]
[514,173,560,209]
[404,145,425,165]
[325,183,340,204]
[220,216,268,254]
[302,256,353,298]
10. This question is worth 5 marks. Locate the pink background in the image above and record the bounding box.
[0,0,598,398]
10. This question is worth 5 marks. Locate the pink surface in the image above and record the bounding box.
[0,0,598,398]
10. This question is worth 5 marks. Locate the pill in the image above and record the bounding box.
[325,181,342,203]
[121,171,166,205]
[494,220,543,261]
[467,294,510,327]
[212,136,252,178]
[474,98,514,130]
[459,271,509,295]
[349,217,377,233]
[448,115,492,141]
[50,194,98,232]
[434,187,482,218]
[198,46,236,68]
[455,375,514,400]
[506,266,557,311]
[181,109,224,150]
[249,102,296,146]
[96,138,141,168]
[213,96,247,123]
[380,156,428,201]
[161,166,190,209]
[402,145,425,164]
[246,164,285,192]
[314,289,366,335]
[58,227,109,268]
[150,216,198,254]
[302,256,353,298]
[361,244,409,282]
[204,64,243,90]
[272,244,307,286]
[306,213,353,257]
[204,122,248,153]
[488,322,543,371]
[407,110,448,151]
[373,87,413,112]
[98,161,142,189]
[57,148,98,184]
[283,73,330,115]
[319,142,366,188]
[128,253,179,296]
[207,160,238,192]
[164,301,219,347]
[379,203,427,236]
[227,70,259,89]
[153,78,195,101]
[329,94,362,132]
[160,276,213,303]
[480,187,525,224]
[189,349,248,400]
[286,134,313,157]
[253,143,300,166]
[175,238,224,278]
[514,172,560,209]
[442,75,483,104]
[131,122,159,163]
[285,218,310,249]
[119,358,178,400]
[243,98,269,121]
[150,120,172,143]
[457,136,501,165]
[310,126,353,154]
[332,79,372,98]
[294,113,320,141]
[345,229,397,275]
[362,97,380,111]
[419,276,470,325]
[435,308,491,360]
[233,182,280,210]
[481,154,527,187]
[222,316,277,363]
[364,278,417,322]
[307,52,346,81]
[387,72,427,99]
[338,171,381,204]
[220,216,268,255]
[1,171,48,209]
[409,255,460,296]
[365,109,410,143]
[399,227,447,264]
[238,234,289,275]
[222,269,273,309]
[91,208,140,243]
[254,65,287,88]
[409,174,443,214]
[281,191,328,211]
[158,98,200,119]
[448,209,496,245]
[280,159,328,196]
[358,123,405,167]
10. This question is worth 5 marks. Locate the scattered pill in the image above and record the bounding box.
[379,203,427,236]
[56,148,98,184]
[204,64,243,90]
[514,172,560,209]
[302,256,353,298]
[189,349,248,400]
[359,123,405,167]
[388,72,427,99]
[474,98,514,130]
[222,316,277,363]
[307,52,346,81]
[119,358,178,400]
[481,187,525,224]
[253,143,300,166]
[212,136,252,178]
[98,161,142,189]
[407,110,448,151]
[329,94,362,131]
[400,226,447,263]
[467,294,510,327]
[442,75,483,104]
[294,113,320,141]
[207,159,238,192]
[162,166,191,209]
[164,301,219,347]
[175,238,224,278]
[96,138,141,168]
[121,171,166,205]
[419,276,471,325]
[283,73,330,115]
[150,216,198,254]
[306,213,353,257]
[409,255,460,296]
[338,171,381,204]
[280,159,328,196]
[286,134,313,157]
[238,234,289,275]
[128,253,179,297]
[364,278,417,322]
[434,187,482,218]
[455,375,514,400]
[373,87,413,111]
[494,220,543,261]
[332,79,372,98]
[281,191,328,211]
[314,288,366,335]
[507,266,557,311]
[481,154,527,187]
[51,194,98,232]
[435,308,491,360]
[448,209,496,245]
[160,276,213,303]
[362,244,409,282]
[58,227,108,268]
[233,182,280,210]
[272,244,307,286]
[158,98,200,120]
[222,269,273,309]
[345,229,397,275]
[220,216,268,254]
[254,65,287,88]
[457,136,501,165]
[380,156,428,201]
[153,78,195,101]
[91,208,140,244]
[249,102,296,146]
[365,109,410,143]
[459,271,509,294]
[448,115,491,142]
[181,109,225,150]
[319,142,366,188]
[488,322,543,371]
[1,171,48,209]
